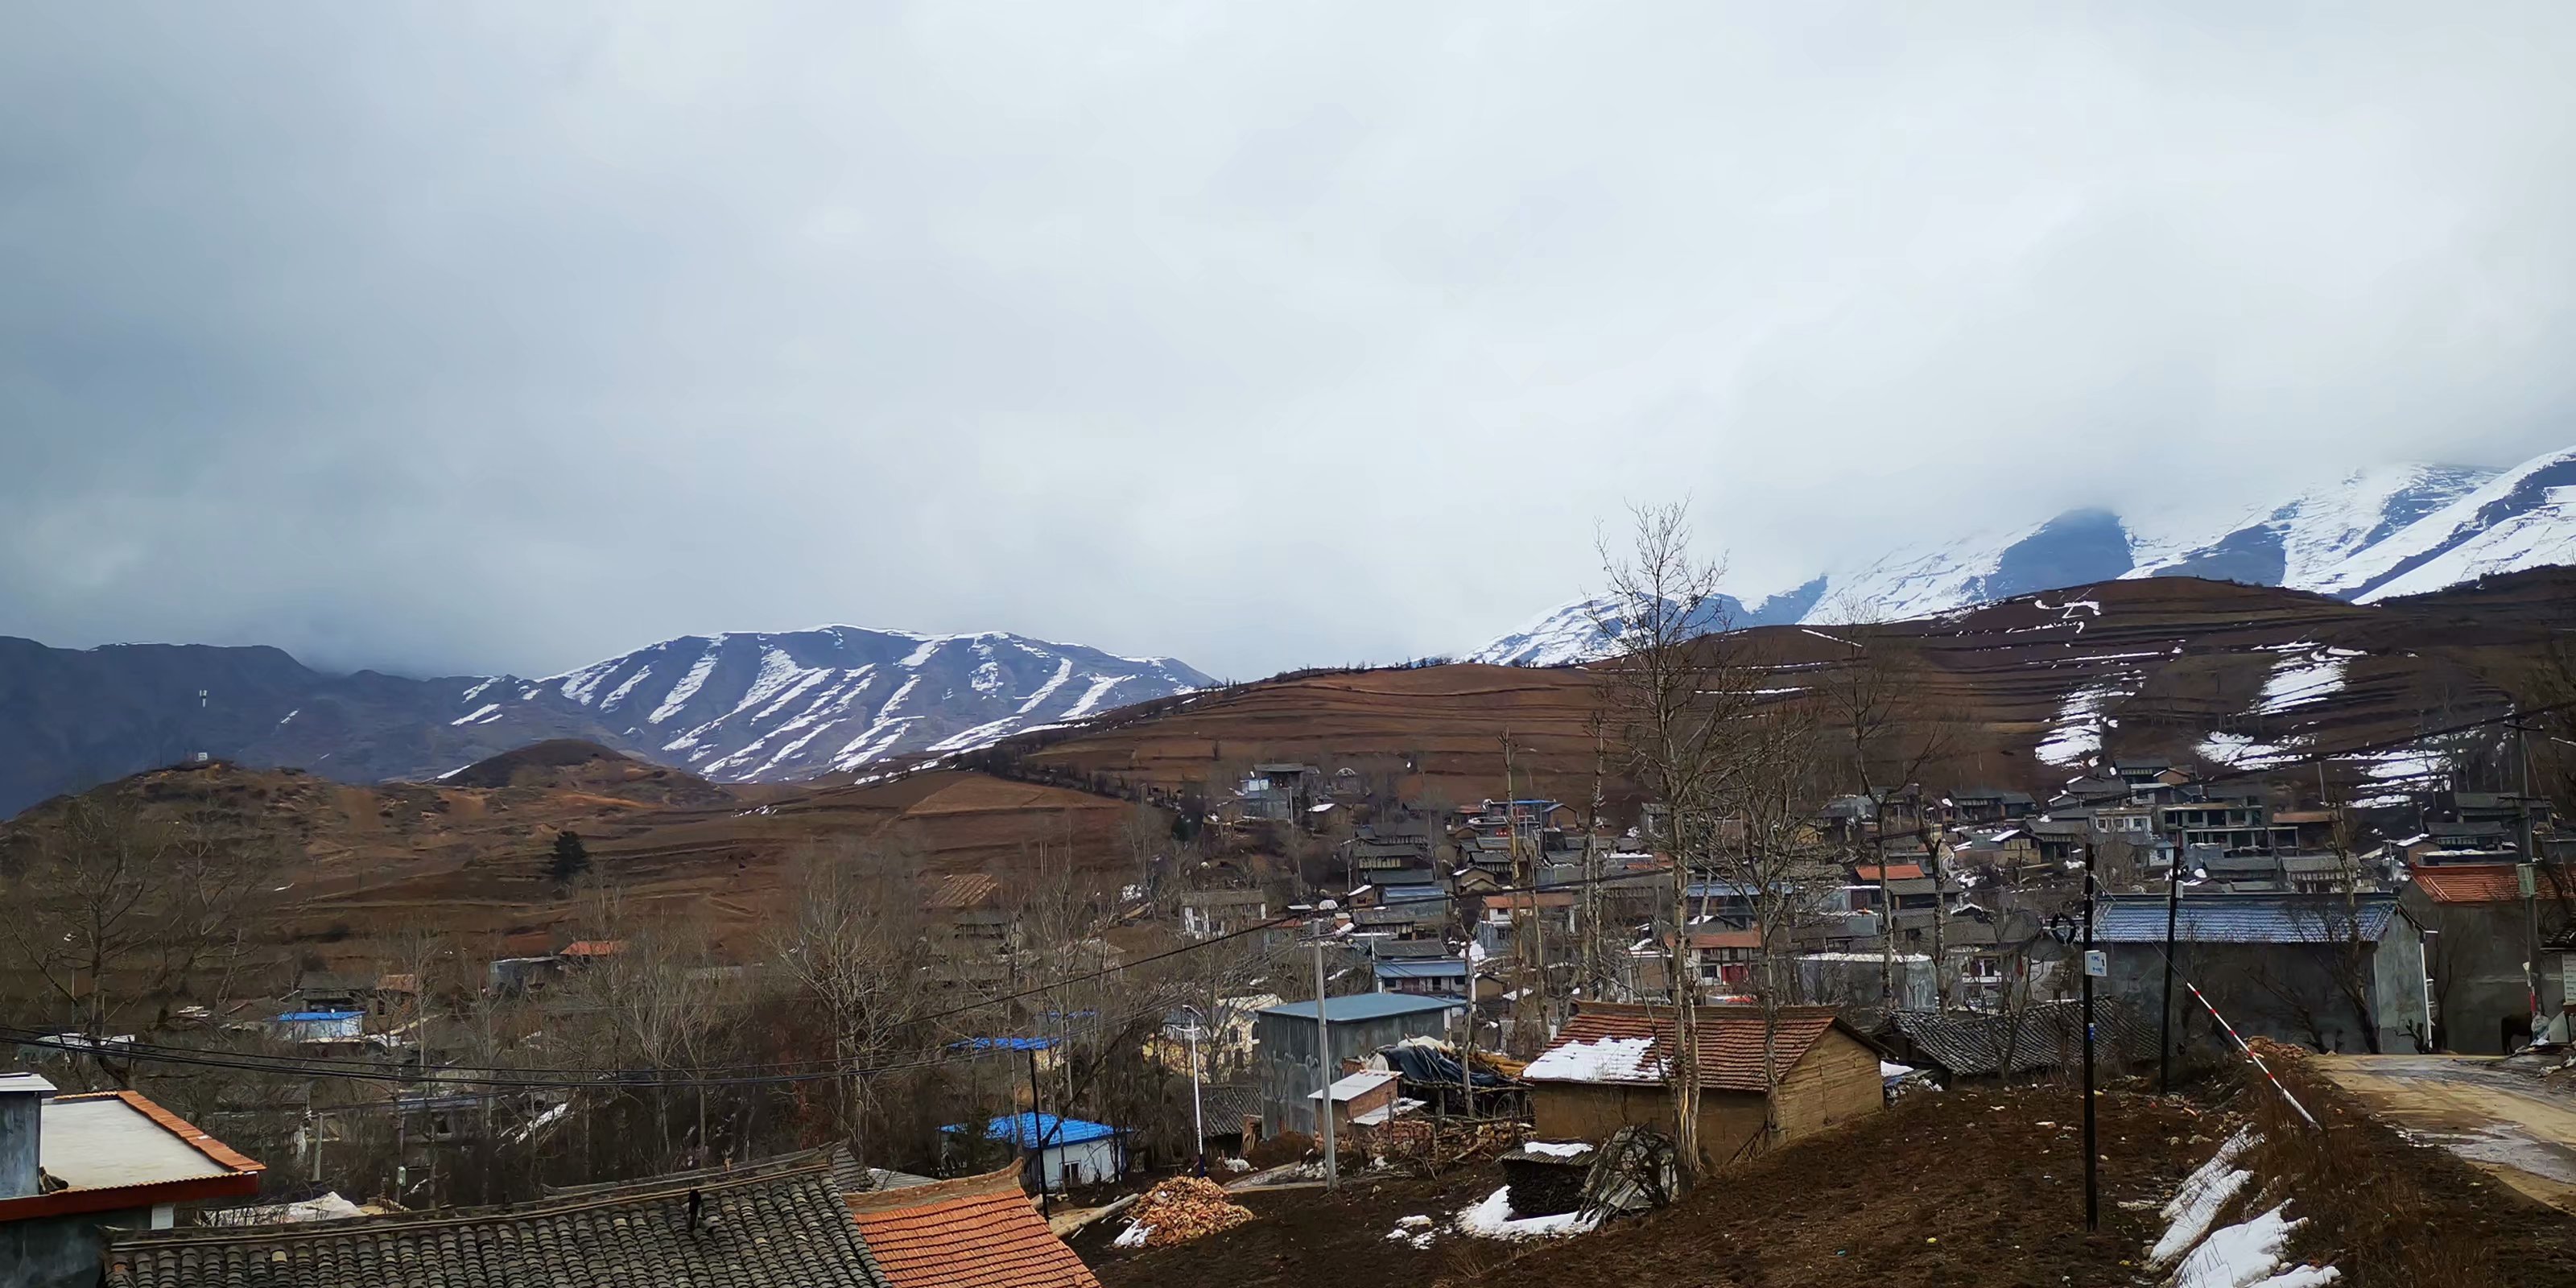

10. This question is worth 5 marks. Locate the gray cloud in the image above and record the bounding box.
[5,2,2574,680]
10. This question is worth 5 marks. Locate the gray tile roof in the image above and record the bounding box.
[2095,893,2403,944]
[1886,999,2156,1077]
[107,1159,890,1288]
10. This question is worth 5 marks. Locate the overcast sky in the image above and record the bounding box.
[4,4,2573,681]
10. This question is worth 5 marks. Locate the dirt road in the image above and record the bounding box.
[2316,1053,2576,1210]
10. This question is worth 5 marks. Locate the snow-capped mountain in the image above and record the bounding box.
[1467,580,1824,667]
[1469,442,2574,665]
[2128,463,2499,589]
[467,628,1212,781]
[0,626,1211,816]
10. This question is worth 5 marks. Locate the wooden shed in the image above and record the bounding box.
[1521,1002,1885,1171]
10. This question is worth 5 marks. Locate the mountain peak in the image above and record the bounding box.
[1469,442,2574,663]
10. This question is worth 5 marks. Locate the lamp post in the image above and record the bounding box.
[1179,1004,1207,1176]
[2049,854,2101,1234]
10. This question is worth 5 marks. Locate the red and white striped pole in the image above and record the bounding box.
[2184,980,2318,1129]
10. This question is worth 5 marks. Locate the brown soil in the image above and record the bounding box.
[1009,571,2576,807]
[1086,1080,2217,1288]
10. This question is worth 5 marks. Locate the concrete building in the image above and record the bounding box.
[1520,1003,1884,1173]
[2094,892,2430,1055]
[1253,994,1461,1137]
[2,1075,266,1288]
[2400,864,2570,1054]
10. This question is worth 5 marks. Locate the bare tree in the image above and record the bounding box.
[1700,696,1839,1150]
[1591,502,1771,1187]
[767,838,934,1161]
[0,798,275,1055]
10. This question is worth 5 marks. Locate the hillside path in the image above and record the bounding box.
[2316,1053,2576,1210]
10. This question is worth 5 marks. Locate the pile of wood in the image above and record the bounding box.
[1121,1177,1255,1248]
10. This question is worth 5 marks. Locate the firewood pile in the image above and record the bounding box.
[1363,1118,1525,1170]
[1118,1177,1256,1248]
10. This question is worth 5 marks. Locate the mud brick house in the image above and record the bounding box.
[1519,1002,1884,1171]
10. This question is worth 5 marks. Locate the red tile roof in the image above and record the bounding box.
[1526,1003,1848,1093]
[559,939,625,958]
[1852,864,1925,882]
[926,873,1005,913]
[1682,929,1763,951]
[2411,865,2526,903]
[846,1168,1098,1288]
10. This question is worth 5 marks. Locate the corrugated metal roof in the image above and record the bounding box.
[1260,994,1462,1022]
[1374,959,1467,978]
[2095,894,2403,943]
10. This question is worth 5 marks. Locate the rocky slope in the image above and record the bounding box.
[0,627,1208,817]
[1473,444,2573,666]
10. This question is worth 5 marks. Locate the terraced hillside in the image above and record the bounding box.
[994,571,2576,806]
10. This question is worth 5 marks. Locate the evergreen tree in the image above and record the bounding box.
[548,829,590,881]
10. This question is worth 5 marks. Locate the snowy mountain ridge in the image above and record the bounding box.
[1471,442,2576,667]
[466,626,1212,782]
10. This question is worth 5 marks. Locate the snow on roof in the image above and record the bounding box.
[1521,1035,1662,1084]
[1310,1070,1400,1102]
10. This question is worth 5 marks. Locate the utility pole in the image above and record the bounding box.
[2518,714,2545,1046]
[2159,851,2183,1093]
[1312,933,1339,1191]
[2082,852,2099,1233]
[1459,939,1476,1121]
[1027,1044,1047,1215]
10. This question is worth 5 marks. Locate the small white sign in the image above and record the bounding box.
[2084,950,2108,978]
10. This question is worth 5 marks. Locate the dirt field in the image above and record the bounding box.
[1085,1059,2576,1288]
[1086,1080,2218,1288]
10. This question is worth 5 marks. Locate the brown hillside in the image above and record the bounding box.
[997,572,2571,805]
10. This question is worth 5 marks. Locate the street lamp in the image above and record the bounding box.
[1178,1004,1207,1176]
[2046,852,2101,1234]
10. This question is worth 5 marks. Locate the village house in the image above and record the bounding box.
[945,1113,1129,1193]
[2093,892,2430,1055]
[1178,887,1273,939]
[105,1154,888,1288]
[1520,1003,1885,1172]
[2401,863,2571,1054]
[2,1075,266,1288]
[1944,789,2037,825]
[1309,1068,1403,1135]
[844,1166,1102,1288]
[1252,994,1461,1137]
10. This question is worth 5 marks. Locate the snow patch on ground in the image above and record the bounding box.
[449,703,502,727]
[650,647,724,724]
[2037,680,2132,766]
[2198,733,2299,770]
[1454,1186,1600,1241]
[1062,675,1132,720]
[2256,649,2356,715]
[1520,1141,1594,1158]
[2149,1129,2256,1269]
[598,665,653,713]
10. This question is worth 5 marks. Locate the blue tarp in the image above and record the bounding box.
[951,1036,1059,1051]
[946,1112,1121,1148]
